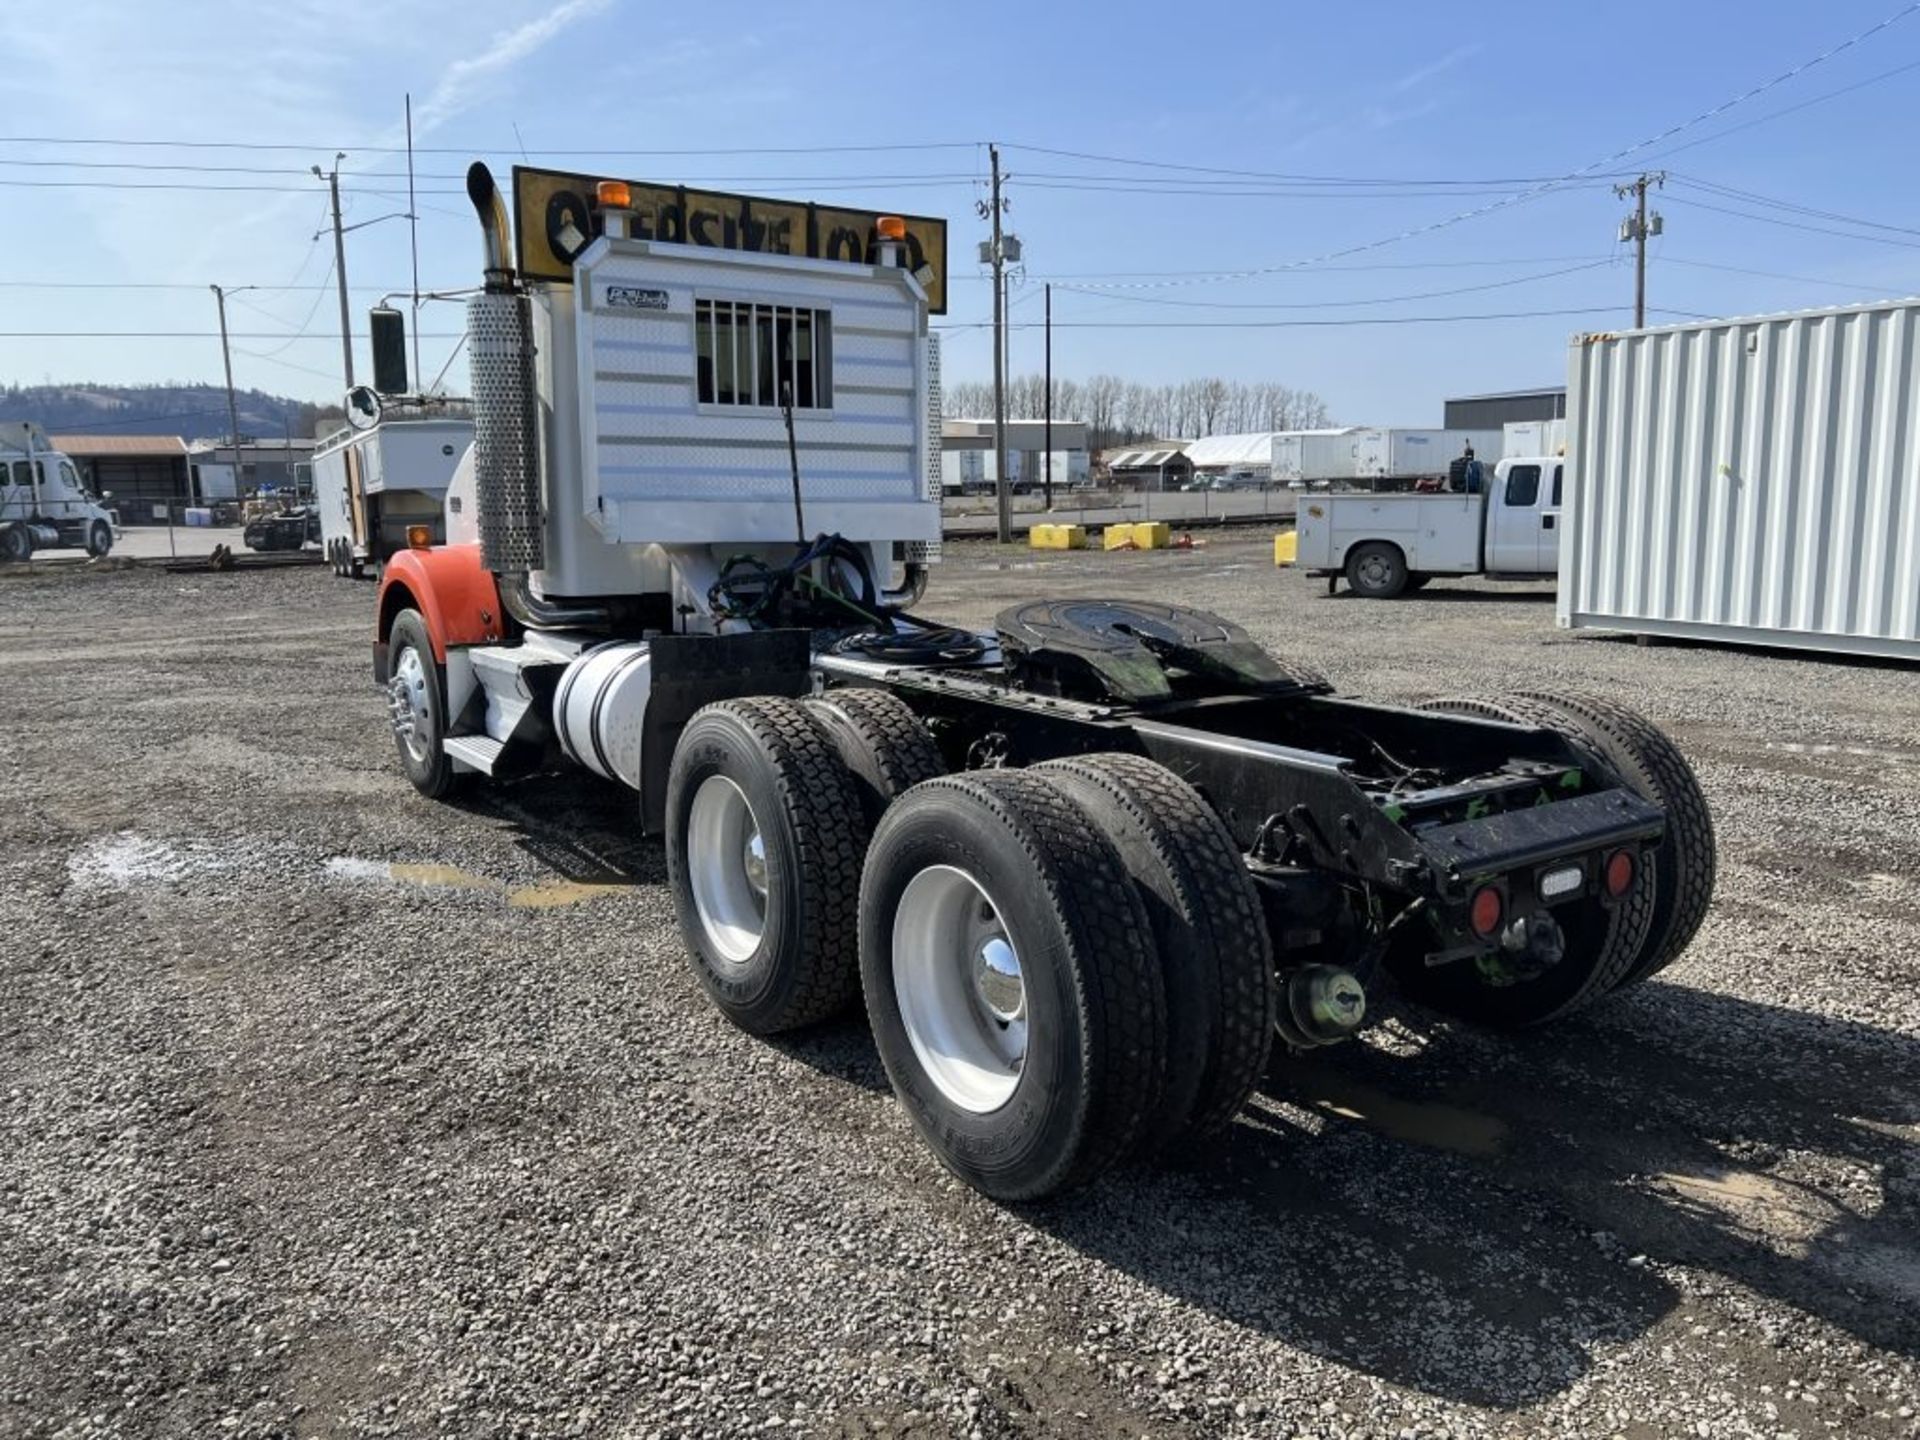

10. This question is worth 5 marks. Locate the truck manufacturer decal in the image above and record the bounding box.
[606,286,671,311]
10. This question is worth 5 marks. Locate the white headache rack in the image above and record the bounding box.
[569,240,940,548]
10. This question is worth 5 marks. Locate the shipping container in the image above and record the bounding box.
[1560,300,1920,660]
[1505,417,1567,456]
[1350,428,1504,480]
[1271,428,1363,483]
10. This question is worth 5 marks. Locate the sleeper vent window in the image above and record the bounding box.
[695,301,833,411]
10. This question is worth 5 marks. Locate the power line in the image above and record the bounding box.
[1067,3,1920,293]
[1642,55,1920,163]
[1661,195,1920,247]
[0,134,982,157]
[1001,143,1631,187]
[1055,259,1619,309]
[935,306,1692,332]
[1668,174,1920,237]
[0,330,465,338]
[1655,255,1916,293]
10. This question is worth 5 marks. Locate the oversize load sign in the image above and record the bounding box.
[512,166,949,313]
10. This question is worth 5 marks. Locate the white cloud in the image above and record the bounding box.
[413,0,615,135]
[1389,43,1484,95]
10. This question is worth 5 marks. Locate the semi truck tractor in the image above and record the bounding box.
[1293,455,1564,597]
[372,164,1715,1202]
[0,422,117,561]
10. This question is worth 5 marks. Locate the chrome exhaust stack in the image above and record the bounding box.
[464,162,604,629]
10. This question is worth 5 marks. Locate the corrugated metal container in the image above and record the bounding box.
[1504,417,1567,456]
[1561,299,1920,659]
[1350,428,1504,478]
[1272,428,1363,483]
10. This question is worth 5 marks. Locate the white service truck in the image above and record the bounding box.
[1294,455,1563,597]
[0,422,117,561]
[313,409,472,578]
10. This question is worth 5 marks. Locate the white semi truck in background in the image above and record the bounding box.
[0,422,117,561]
[1293,455,1564,597]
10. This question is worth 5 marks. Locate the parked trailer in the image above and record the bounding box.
[1271,428,1365,485]
[314,410,472,578]
[1350,427,1504,482]
[373,163,1716,1204]
[1562,300,1920,660]
[1505,417,1566,457]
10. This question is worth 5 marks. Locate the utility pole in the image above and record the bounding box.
[1042,282,1053,511]
[1614,171,1665,329]
[406,96,422,393]
[314,153,354,389]
[981,144,1011,543]
[209,284,248,505]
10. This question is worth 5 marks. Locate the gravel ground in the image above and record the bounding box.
[2,536,1916,1440]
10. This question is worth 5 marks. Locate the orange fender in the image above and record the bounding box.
[373,543,504,678]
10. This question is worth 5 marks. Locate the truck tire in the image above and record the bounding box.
[385,608,464,800]
[666,698,865,1035]
[1345,541,1408,599]
[0,524,30,562]
[1037,753,1274,1153]
[85,521,112,558]
[803,688,945,831]
[1391,694,1657,1027]
[1514,691,1716,989]
[860,771,1168,1201]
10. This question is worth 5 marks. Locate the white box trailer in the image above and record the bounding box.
[1561,300,1920,661]
[1505,417,1567,457]
[1271,428,1363,484]
[314,412,472,577]
[1350,427,1503,480]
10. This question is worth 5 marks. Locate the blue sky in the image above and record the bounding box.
[2,0,1918,429]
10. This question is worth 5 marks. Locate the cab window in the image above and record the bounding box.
[60,460,81,493]
[1504,464,1541,506]
[1551,464,1563,506]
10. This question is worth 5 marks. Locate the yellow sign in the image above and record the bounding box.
[511,166,950,314]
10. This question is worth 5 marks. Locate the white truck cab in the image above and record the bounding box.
[0,422,117,561]
[1292,455,1563,597]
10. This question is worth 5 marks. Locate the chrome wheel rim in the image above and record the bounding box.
[893,865,1025,1114]
[387,646,433,763]
[687,775,768,969]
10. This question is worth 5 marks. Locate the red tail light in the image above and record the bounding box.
[1469,884,1505,939]
[1604,849,1636,898]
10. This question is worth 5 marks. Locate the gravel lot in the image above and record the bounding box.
[3,536,1917,1440]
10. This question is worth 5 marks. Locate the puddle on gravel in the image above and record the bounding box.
[323,856,628,908]
[1647,1166,1855,1249]
[1290,1072,1508,1157]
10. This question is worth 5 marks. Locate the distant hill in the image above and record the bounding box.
[0,383,341,443]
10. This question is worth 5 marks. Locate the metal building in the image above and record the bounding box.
[1443,387,1567,431]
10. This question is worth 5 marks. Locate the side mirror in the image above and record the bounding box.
[369,306,408,396]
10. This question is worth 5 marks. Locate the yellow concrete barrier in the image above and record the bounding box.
[1103,524,1137,551]
[1130,521,1171,550]
[1029,523,1087,550]
[1273,530,1298,566]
